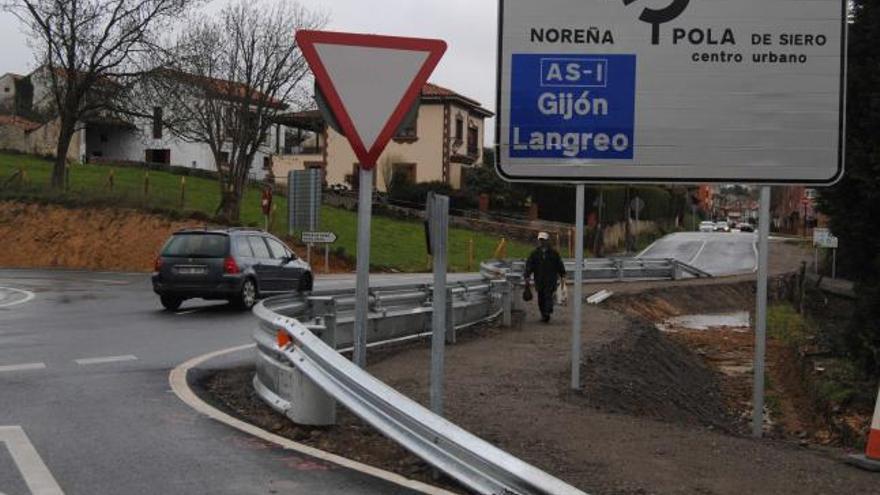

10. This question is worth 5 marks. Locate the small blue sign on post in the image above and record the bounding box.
[509,54,637,161]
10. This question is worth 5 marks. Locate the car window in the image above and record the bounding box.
[248,236,271,259]
[233,237,254,257]
[162,234,229,258]
[265,238,291,259]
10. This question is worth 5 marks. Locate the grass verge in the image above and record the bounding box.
[0,152,531,272]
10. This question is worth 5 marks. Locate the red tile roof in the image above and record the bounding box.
[0,115,41,132]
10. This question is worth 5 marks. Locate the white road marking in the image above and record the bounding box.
[636,239,659,259]
[74,355,138,366]
[170,345,455,495]
[0,288,36,308]
[0,426,64,495]
[688,240,709,265]
[0,363,46,373]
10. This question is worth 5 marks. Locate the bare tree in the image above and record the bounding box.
[143,0,324,222]
[2,0,193,188]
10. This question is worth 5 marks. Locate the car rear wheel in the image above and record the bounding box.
[160,295,183,311]
[234,278,258,310]
[298,272,313,293]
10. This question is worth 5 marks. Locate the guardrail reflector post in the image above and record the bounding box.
[277,329,291,348]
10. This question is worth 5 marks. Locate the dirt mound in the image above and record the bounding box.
[0,201,354,273]
[580,319,735,430]
[0,201,202,271]
[609,281,757,321]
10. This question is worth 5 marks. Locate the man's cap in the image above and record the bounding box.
[537,232,550,241]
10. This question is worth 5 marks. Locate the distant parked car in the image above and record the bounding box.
[699,221,716,232]
[737,223,755,233]
[714,221,730,232]
[152,228,313,311]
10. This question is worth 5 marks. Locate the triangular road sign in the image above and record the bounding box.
[296,30,447,169]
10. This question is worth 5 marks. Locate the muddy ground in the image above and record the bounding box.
[201,240,880,494]
[0,201,353,272]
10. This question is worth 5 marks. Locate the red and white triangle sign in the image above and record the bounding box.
[296,30,447,170]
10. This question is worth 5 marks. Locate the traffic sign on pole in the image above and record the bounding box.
[496,0,847,184]
[301,232,338,244]
[296,30,447,169]
[296,30,446,368]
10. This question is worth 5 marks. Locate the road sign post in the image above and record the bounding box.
[297,30,446,368]
[752,186,771,438]
[572,185,585,390]
[429,193,450,415]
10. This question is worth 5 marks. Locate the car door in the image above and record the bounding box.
[265,237,301,292]
[247,235,280,293]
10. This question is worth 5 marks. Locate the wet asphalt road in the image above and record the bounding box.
[638,232,758,276]
[0,269,474,495]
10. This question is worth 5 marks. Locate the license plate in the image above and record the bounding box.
[178,267,207,275]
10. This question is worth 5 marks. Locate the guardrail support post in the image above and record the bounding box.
[497,281,512,328]
[284,297,337,426]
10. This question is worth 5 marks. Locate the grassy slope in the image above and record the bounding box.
[0,153,531,272]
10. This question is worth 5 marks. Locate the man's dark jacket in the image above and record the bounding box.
[525,246,566,289]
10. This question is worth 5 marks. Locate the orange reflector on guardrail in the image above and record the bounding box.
[277,329,292,348]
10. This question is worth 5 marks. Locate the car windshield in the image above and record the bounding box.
[162,234,229,258]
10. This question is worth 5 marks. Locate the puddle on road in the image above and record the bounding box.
[657,311,751,333]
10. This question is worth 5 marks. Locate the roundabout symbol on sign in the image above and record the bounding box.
[623,0,691,44]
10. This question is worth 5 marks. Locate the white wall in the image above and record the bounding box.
[85,117,271,181]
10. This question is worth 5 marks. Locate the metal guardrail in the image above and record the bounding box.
[253,279,590,495]
[480,257,712,282]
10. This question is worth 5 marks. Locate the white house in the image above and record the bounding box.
[0,66,281,180]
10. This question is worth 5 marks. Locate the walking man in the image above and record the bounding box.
[525,232,567,323]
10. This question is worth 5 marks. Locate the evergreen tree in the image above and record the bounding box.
[819,0,880,376]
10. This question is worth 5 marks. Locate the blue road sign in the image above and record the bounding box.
[509,54,637,161]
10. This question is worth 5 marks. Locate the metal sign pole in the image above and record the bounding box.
[572,185,585,390]
[353,168,374,368]
[325,244,330,274]
[430,194,449,415]
[752,185,771,438]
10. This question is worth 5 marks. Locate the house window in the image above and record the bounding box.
[145,149,170,164]
[454,116,464,143]
[467,126,479,156]
[392,163,417,185]
[152,107,163,139]
[395,120,417,140]
[3,87,9,93]
[262,156,271,171]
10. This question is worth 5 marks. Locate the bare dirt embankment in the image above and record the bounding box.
[0,201,201,271]
[0,201,353,272]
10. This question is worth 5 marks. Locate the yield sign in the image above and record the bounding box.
[296,30,447,169]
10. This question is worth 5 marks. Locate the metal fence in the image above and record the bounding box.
[480,257,712,282]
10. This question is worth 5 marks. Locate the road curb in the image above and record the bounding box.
[169,344,457,495]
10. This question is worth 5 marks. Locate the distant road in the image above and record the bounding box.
[638,232,758,276]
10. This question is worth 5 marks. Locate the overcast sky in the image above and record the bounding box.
[0,0,498,137]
